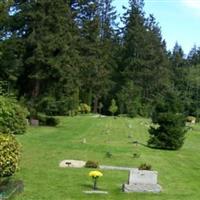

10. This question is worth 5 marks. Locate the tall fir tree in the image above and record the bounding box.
[77,0,116,112]
[11,0,80,114]
[119,0,170,115]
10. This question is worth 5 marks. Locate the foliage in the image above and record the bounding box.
[109,99,118,116]
[0,133,21,177]
[85,160,99,168]
[0,96,28,135]
[1,0,200,120]
[117,81,141,117]
[120,0,170,108]
[36,97,60,116]
[78,103,91,114]
[37,113,59,127]
[148,92,187,150]
[45,116,60,127]
[138,163,152,170]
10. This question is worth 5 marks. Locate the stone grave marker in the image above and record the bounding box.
[30,119,39,126]
[123,169,162,193]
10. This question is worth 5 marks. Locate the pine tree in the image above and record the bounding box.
[77,0,116,113]
[148,91,187,150]
[0,0,23,92]
[120,0,170,115]
[11,0,80,113]
[117,81,141,117]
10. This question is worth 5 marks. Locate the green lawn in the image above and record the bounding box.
[14,115,200,200]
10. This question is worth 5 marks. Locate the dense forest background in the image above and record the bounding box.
[1,0,200,118]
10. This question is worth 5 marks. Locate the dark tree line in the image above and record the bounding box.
[0,0,200,117]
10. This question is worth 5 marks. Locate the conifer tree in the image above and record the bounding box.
[119,0,170,115]
[148,91,187,150]
[77,0,116,112]
[12,0,80,113]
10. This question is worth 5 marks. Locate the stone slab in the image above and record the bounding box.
[59,160,86,168]
[83,190,108,194]
[129,169,158,185]
[0,180,24,200]
[123,183,162,193]
[100,165,135,171]
[123,169,162,193]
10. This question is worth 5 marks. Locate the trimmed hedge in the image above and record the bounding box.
[37,113,60,126]
[0,133,21,177]
[85,160,99,168]
[0,96,28,134]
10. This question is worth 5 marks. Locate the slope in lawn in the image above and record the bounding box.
[14,116,200,200]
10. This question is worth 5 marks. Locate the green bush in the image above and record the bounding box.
[109,99,118,116]
[138,163,152,170]
[46,116,59,126]
[0,133,21,177]
[0,96,28,134]
[36,97,59,116]
[36,113,47,125]
[37,113,59,126]
[85,160,99,168]
[78,103,91,114]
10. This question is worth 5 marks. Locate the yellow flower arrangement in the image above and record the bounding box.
[89,171,103,178]
[88,171,103,190]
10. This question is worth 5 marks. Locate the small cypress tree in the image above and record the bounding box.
[109,99,118,116]
[148,91,187,150]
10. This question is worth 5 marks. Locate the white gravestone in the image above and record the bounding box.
[123,169,162,193]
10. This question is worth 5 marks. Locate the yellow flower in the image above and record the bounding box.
[89,170,103,178]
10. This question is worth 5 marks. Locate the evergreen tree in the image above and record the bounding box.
[11,0,80,114]
[109,98,118,116]
[117,81,141,117]
[120,0,170,115]
[148,91,187,150]
[188,45,200,66]
[0,0,23,92]
[77,0,116,113]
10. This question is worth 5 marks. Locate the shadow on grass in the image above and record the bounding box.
[128,141,149,148]
[81,183,107,191]
[81,183,92,189]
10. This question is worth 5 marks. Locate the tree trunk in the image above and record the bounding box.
[93,96,99,113]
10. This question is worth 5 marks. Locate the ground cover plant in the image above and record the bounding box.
[14,115,200,200]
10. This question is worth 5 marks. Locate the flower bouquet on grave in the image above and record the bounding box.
[89,171,103,190]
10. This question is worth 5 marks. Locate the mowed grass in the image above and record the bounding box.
[14,115,200,200]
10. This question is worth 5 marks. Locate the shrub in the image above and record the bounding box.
[36,113,47,125]
[138,163,152,170]
[46,116,60,126]
[36,97,58,116]
[85,160,99,168]
[0,96,28,134]
[109,99,118,116]
[0,133,21,177]
[78,103,91,114]
[37,113,59,126]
